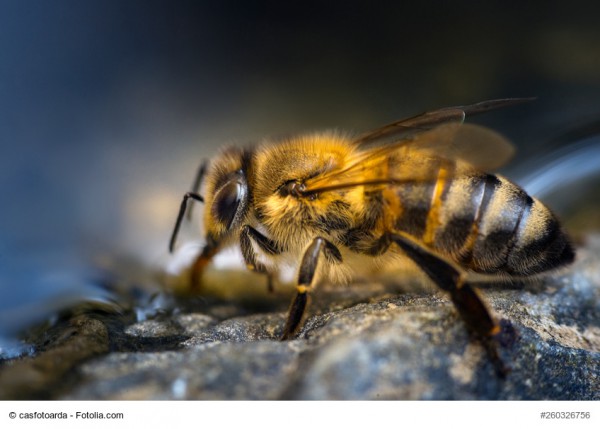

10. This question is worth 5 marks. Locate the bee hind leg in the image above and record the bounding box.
[389,231,508,378]
[280,237,342,340]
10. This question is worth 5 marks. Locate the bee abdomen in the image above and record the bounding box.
[424,166,574,275]
[501,195,575,275]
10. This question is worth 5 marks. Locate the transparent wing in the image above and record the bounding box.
[302,98,532,196]
[411,122,515,170]
[353,97,533,148]
[303,122,515,195]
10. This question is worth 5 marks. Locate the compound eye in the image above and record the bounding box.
[212,180,243,228]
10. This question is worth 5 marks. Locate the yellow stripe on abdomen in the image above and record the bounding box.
[422,163,449,246]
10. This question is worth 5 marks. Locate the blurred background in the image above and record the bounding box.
[2,0,600,353]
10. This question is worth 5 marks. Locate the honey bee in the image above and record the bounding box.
[169,99,574,375]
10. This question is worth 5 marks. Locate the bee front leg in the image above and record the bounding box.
[240,225,283,293]
[280,237,342,340]
[389,231,508,377]
[169,161,210,292]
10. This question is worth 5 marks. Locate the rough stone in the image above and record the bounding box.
[0,315,110,399]
[1,237,599,400]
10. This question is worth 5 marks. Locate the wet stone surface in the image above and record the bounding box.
[1,238,599,400]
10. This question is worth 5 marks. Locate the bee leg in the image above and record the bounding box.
[389,232,508,377]
[190,238,218,292]
[367,233,392,256]
[170,161,210,291]
[280,237,342,340]
[240,225,283,293]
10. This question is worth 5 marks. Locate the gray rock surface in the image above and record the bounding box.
[1,237,599,400]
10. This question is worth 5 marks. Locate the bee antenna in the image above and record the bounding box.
[186,160,208,220]
[169,192,204,253]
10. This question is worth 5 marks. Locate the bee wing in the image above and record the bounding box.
[303,138,434,194]
[303,122,515,195]
[354,97,533,148]
[303,99,532,196]
[412,122,515,170]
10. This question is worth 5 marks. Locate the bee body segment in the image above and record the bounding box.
[386,157,575,276]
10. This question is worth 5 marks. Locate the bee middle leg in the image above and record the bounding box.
[389,231,508,377]
[240,225,283,293]
[280,237,342,340]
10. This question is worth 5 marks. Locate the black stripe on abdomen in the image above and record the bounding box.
[468,177,532,273]
[505,198,575,275]
[455,174,501,268]
[394,160,439,238]
[432,172,488,257]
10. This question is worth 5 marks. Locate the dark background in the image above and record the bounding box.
[1,1,600,343]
